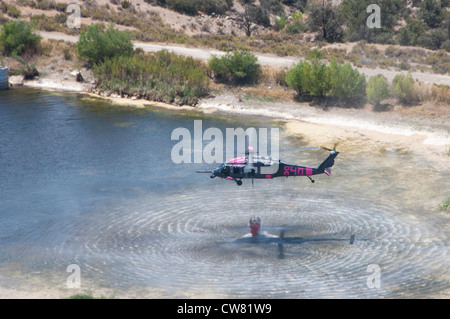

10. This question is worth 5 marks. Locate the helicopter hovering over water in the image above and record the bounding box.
[197,145,339,186]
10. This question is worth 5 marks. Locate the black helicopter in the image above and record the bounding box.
[197,145,339,186]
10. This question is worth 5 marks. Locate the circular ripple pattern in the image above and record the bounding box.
[6,184,449,298]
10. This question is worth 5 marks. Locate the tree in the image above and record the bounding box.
[77,24,133,65]
[307,0,343,43]
[240,5,255,36]
[0,21,40,57]
[366,75,389,106]
[419,0,444,28]
[396,18,426,46]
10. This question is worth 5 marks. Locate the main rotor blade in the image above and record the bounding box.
[196,170,213,173]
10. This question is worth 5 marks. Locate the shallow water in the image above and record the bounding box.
[0,89,448,298]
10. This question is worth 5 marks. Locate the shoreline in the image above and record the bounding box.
[15,78,450,165]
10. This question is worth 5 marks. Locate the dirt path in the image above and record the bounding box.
[38,31,450,86]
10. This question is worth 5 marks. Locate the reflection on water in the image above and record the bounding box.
[0,88,448,298]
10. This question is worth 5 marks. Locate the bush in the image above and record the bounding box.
[0,21,41,57]
[284,21,307,34]
[366,75,389,105]
[209,51,260,85]
[302,61,331,97]
[23,65,39,80]
[286,59,366,101]
[327,60,366,100]
[439,197,450,211]
[285,60,308,95]
[441,40,450,52]
[121,1,131,9]
[93,50,210,106]
[425,50,450,74]
[392,73,419,105]
[396,19,426,46]
[77,24,134,65]
[165,0,231,16]
[274,15,286,32]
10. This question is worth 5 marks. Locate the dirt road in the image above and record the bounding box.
[40,31,450,86]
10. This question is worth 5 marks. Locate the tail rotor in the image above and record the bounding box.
[320,141,340,152]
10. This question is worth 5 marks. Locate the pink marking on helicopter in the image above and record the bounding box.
[226,156,246,165]
[283,166,313,176]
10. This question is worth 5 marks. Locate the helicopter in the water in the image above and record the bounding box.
[197,145,339,186]
[228,216,355,259]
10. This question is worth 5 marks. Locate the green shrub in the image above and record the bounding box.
[392,73,419,105]
[165,0,231,16]
[286,59,366,101]
[425,50,450,74]
[306,48,323,61]
[209,51,260,85]
[327,60,366,100]
[77,24,133,65]
[35,0,55,10]
[30,14,65,32]
[284,21,307,34]
[366,75,389,105]
[396,19,426,46]
[439,197,450,211]
[440,40,450,52]
[0,1,20,17]
[285,60,308,95]
[4,3,20,18]
[302,61,331,97]
[93,50,209,106]
[121,1,131,9]
[274,15,286,32]
[0,21,41,57]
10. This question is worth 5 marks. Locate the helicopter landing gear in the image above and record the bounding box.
[236,179,243,186]
[307,176,315,183]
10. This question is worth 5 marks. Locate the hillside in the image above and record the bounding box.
[1,0,450,118]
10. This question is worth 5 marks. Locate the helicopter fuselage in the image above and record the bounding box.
[209,151,338,185]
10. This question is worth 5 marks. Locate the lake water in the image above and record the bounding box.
[0,88,448,298]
